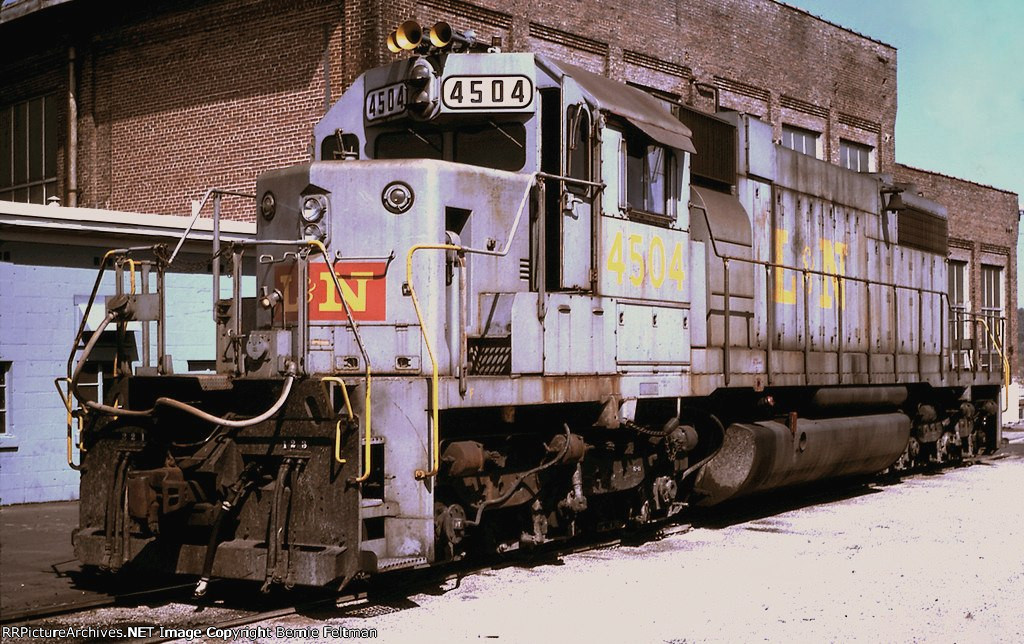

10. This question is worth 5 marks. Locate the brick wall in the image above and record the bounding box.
[2,0,344,220]
[895,163,1020,376]
[2,0,896,218]
[384,0,897,171]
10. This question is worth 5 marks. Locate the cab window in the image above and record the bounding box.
[453,122,526,171]
[374,121,527,172]
[566,105,590,195]
[620,131,674,223]
[375,131,443,160]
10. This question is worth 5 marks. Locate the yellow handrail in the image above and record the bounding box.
[975,317,1011,412]
[126,258,137,295]
[55,377,82,470]
[321,376,364,470]
[308,240,373,483]
[406,243,461,480]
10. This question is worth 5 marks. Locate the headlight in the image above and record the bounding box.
[301,195,327,223]
[382,181,414,214]
[260,192,276,221]
[303,223,326,241]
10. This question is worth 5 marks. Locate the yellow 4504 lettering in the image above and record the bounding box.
[606,232,685,289]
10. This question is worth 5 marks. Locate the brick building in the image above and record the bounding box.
[0,0,1018,503]
[1,0,900,215]
[895,164,1020,374]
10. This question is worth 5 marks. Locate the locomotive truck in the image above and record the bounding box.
[64,20,1005,593]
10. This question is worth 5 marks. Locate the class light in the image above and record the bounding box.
[405,57,436,115]
[260,192,276,221]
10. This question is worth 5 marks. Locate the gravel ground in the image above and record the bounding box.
[263,452,1024,643]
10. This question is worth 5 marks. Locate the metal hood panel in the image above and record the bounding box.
[690,185,752,247]
[546,58,696,154]
[631,119,698,155]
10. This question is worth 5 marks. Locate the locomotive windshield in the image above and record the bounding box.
[374,120,527,172]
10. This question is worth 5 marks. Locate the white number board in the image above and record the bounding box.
[441,75,533,111]
[365,83,407,121]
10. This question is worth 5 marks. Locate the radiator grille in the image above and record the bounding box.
[677,105,736,187]
[898,209,948,255]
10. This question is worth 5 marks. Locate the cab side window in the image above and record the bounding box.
[623,134,673,220]
[566,105,591,195]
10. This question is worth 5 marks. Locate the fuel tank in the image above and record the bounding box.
[693,413,910,506]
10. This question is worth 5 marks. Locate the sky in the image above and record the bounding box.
[787,0,1024,298]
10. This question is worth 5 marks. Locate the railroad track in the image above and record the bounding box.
[0,583,195,625]
[133,521,696,644]
[1,521,692,641]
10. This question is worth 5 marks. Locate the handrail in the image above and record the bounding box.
[70,310,297,425]
[320,377,354,419]
[693,205,951,299]
[55,377,81,470]
[407,243,461,480]
[692,204,982,385]
[969,314,1010,412]
[307,240,373,483]
[320,376,370,476]
[65,245,167,384]
[168,187,255,265]
[125,259,137,295]
[407,178,535,480]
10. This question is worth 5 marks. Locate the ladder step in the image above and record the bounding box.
[376,556,428,572]
[360,499,398,519]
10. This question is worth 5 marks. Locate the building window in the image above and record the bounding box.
[981,265,1002,315]
[981,264,1003,321]
[840,139,874,172]
[781,125,821,159]
[948,260,970,366]
[1,95,58,204]
[948,260,968,309]
[0,362,9,433]
[980,264,1004,367]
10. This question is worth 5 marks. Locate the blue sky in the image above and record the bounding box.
[788,0,1024,297]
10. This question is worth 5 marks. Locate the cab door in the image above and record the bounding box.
[559,84,595,291]
[540,80,594,292]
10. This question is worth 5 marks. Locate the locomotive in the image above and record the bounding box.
[65,20,1005,592]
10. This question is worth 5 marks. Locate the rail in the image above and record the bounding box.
[691,204,1004,388]
[321,377,355,466]
[164,188,256,321]
[306,240,374,483]
[62,241,296,452]
[68,308,296,424]
[964,313,1010,411]
[54,377,81,470]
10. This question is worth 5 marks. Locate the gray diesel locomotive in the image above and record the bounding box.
[65,21,1005,592]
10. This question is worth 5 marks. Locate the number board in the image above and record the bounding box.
[365,83,407,122]
[441,75,533,111]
